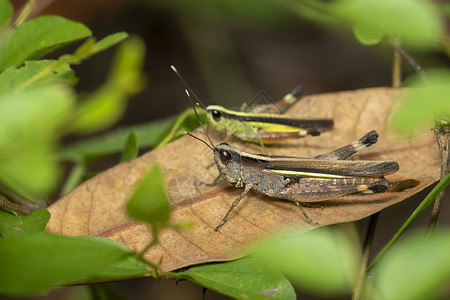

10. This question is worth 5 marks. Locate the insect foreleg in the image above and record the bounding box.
[198,174,221,187]
[258,139,269,155]
[215,183,253,231]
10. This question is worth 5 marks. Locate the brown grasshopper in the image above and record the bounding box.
[184,90,399,231]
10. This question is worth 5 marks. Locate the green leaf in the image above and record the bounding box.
[76,236,148,280]
[0,85,75,195]
[353,22,385,45]
[60,117,174,161]
[0,15,92,71]
[0,33,127,96]
[60,107,204,161]
[0,60,77,95]
[369,229,450,300]
[93,32,129,54]
[126,164,171,227]
[334,0,444,49]
[292,1,340,25]
[69,87,129,134]
[88,253,149,280]
[0,0,13,28]
[108,35,145,94]
[59,162,87,196]
[173,257,296,300]
[70,32,129,63]
[120,132,139,162]
[443,3,450,17]
[68,36,145,135]
[0,209,50,238]
[254,227,360,297]
[0,233,132,295]
[389,69,450,133]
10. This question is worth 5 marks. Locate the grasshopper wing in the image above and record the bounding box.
[263,159,399,202]
[264,159,399,178]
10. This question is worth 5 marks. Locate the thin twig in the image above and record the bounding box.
[0,198,33,214]
[137,227,161,276]
[0,182,45,212]
[352,213,379,300]
[427,125,450,233]
[391,38,402,88]
[391,43,427,83]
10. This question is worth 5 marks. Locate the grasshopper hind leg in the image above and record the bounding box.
[274,193,319,226]
[315,130,379,161]
[368,179,389,193]
[306,127,322,137]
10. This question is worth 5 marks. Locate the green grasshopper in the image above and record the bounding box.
[184,91,399,231]
[171,66,333,144]
[202,93,334,144]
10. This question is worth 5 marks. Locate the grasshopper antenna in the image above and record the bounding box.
[170,65,207,109]
[184,89,216,149]
[185,132,214,151]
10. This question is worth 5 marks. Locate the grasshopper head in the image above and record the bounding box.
[206,105,227,131]
[214,143,242,186]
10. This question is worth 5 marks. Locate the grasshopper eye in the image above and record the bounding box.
[211,110,222,122]
[219,149,232,162]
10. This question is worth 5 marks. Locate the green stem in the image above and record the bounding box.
[137,227,161,276]
[14,0,36,27]
[368,173,450,270]
[155,109,196,148]
[60,162,87,197]
[352,213,379,300]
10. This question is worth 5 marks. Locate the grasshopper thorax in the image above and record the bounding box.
[213,143,242,186]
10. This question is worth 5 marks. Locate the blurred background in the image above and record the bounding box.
[36,0,449,130]
[32,0,404,124]
[5,0,449,299]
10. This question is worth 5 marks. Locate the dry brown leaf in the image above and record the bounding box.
[46,87,440,272]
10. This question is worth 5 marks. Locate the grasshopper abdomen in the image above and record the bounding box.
[270,177,390,202]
